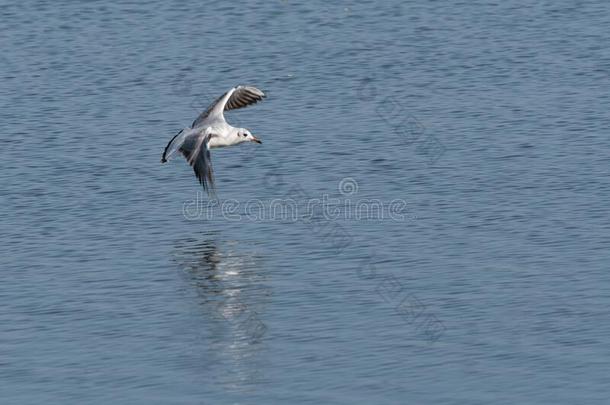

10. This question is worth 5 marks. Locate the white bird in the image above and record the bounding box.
[161,85,265,194]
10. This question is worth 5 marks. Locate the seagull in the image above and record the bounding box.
[161,85,266,194]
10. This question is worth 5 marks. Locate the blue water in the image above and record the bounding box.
[2,1,610,403]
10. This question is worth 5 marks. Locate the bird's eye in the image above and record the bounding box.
[242,133,247,137]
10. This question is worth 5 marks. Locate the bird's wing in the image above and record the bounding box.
[161,128,195,163]
[191,85,266,128]
[180,133,215,194]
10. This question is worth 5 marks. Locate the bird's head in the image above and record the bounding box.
[238,128,262,144]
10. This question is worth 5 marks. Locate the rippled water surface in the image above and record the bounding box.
[2,1,610,403]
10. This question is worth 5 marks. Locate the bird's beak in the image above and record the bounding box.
[251,135,262,144]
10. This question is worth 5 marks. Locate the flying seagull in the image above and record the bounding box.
[161,85,266,194]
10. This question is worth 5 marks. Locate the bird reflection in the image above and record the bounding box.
[172,232,270,389]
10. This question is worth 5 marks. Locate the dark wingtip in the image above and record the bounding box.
[161,129,185,163]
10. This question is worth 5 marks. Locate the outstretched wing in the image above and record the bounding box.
[180,133,215,194]
[191,85,265,128]
[161,128,190,163]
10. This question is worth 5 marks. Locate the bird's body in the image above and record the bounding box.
[161,85,265,193]
[206,125,243,149]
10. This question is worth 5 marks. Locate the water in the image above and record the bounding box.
[2,1,610,403]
